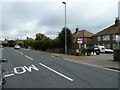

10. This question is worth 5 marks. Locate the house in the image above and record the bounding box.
[89,18,120,49]
[73,28,94,48]
[2,40,9,44]
[26,37,34,41]
[0,40,3,44]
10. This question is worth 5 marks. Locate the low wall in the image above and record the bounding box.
[45,48,61,53]
[114,49,120,61]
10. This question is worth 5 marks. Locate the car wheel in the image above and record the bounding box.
[95,50,100,55]
[110,52,113,54]
[105,51,108,54]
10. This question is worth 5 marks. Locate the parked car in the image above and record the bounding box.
[14,45,20,49]
[0,59,8,90]
[105,49,113,54]
[0,45,3,48]
[85,46,100,55]
[97,46,113,54]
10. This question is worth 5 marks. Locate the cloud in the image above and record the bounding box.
[118,1,120,18]
[0,0,119,40]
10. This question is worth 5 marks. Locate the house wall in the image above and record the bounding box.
[90,34,119,49]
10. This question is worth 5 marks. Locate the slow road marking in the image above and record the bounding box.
[4,73,15,78]
[4,64,39,78]
[39,63,74,82]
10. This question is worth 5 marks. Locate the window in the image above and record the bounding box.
[104,44,110,49]
[113,44,117,49]
[113,34,120,41]
[102,35,110,41]
[113,44,120,49]
[97,36,101,41]
[116,34,120,42]
[112,34,116,40]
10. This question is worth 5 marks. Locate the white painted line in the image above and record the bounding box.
[16,50,18,52]
[15,50,24,55]
[39,63,74,81]
[25,55,34,60]
[19,52,23,55]
[4,73,15,78]
[51,56,61,59]
[15,50,18,52]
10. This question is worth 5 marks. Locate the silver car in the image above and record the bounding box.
[14,45,20,49]
[0,45,3,48]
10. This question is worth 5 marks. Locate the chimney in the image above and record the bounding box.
[115,17,120,27]
[75,27,79,33]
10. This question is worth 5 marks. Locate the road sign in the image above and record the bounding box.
[77,38,83,43]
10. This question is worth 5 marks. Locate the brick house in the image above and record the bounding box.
[89,18,120,49]
[73,28,94,48]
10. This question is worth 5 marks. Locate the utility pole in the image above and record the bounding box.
[83,30,84,49]
[62,2,67,54]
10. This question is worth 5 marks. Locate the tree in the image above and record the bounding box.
[58,27,73,51]
[8,40,16,47]
[50,37,60,48]
[33,33,51,50]
[35,33,47,41]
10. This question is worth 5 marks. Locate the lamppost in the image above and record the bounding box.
[62,2,67,54]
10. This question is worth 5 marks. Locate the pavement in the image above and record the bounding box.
[52,53,120,70]
[28,48,120,70]
[2,47,119,88]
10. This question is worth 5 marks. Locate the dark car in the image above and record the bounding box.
[85,46,100,55]
[0,59,8,90]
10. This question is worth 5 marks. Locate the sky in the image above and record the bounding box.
[0,0,119,40]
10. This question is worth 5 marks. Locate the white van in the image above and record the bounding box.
[97,46,113,54]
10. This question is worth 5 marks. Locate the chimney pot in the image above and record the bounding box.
[115,17,119,27]
[76,28,79,33]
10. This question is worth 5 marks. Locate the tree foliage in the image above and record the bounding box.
[35,33,47,41]
[7,27,73,53]
[33,33,50,50]
[8,40,16,47]
[58,27,73,49]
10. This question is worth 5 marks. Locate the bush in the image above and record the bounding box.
[8,40,16,47]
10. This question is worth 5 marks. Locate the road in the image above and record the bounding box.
[2,48,119,88]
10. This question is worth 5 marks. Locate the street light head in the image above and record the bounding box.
[62,2,66,4]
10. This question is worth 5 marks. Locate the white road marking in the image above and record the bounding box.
[24,65,39,72]
[14,67,26,74]
[4,73,15,78]
[19,52,23,55]
[15,50,18,52]
[39,63,74,81]
[51,56,61,59]
[25,55,34,60]
[15,50,24,55]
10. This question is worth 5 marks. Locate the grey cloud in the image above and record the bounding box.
[0,0,119,40]
[118,1,120,18]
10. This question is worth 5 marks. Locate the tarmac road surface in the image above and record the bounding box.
[2,48,119,88]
